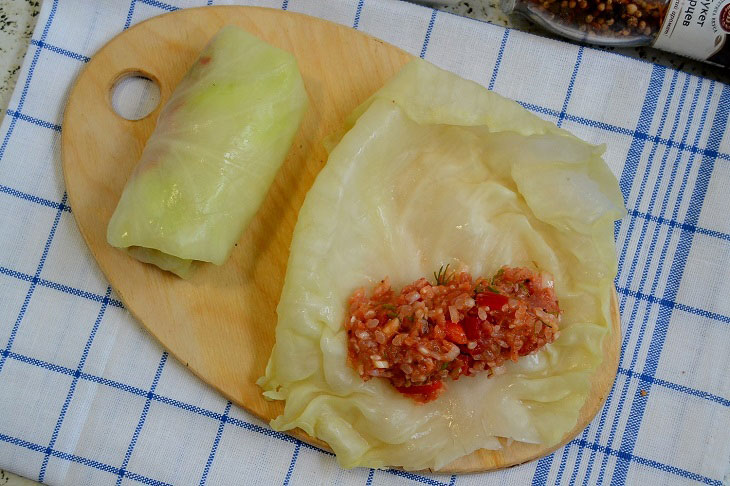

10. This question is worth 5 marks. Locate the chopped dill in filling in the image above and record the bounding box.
[345,266,561,403]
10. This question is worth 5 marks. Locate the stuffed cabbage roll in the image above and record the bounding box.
[258,60,625,470]
[107,26,308,277]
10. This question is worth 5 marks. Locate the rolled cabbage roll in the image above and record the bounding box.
[258,60,625,470]
[107,26,308,277]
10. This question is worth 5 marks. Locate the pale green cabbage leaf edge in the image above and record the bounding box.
[258,59,625,471]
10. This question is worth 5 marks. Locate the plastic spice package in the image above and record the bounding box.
[502,0,730,66]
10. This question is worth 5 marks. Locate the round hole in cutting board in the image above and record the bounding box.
[110,73,161,121]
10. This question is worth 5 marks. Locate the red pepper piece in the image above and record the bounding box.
[444,321,468,344]
[396,381,444,402]
[476,291,509,311]
[462,315,481,341]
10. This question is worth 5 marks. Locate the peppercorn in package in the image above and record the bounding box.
[503,0,730,67]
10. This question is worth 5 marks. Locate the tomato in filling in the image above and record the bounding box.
[345,265,561,403]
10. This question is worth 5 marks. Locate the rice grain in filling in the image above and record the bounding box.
[345,265,561,402]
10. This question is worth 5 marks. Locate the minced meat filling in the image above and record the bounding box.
[345,265,561,403]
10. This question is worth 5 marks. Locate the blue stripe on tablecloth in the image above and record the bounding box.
[557,46,583,127]
[0,192,66,375]
[38,286,112,482]
[3,351,80,376]
[365,468,375,485]
[570,439,722,485]
[566,113,636,136]
[515,99,728,164]
[420,9,438,59]
[0,266,124,308]
[282,442,300,486]
[488,29,510,91]
[0,0,57,162]
[353,0,364,29]
[617,65,666,202]
[624,70,689,316]
[611,82,730,486]
[617,68,678,286]
[518,101,560,119]
[29,39,90,63]
[531,454,554,486]
[618,285,730,325]
[553,430,572,485]
[629,208,730,242]
[115,352,168,486]
[124,0,137,30]
[569,427,591,485]
[150,394,221,420]
[617,367,729,407]
[199,401,231,486]
[138,0,179,12]
[617,71,679,356]
[0,185,71,212]
[0,431,173,486]
[386,469,447,486]
[4,110,61,131]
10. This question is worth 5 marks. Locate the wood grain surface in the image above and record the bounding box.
[61,6,621,473]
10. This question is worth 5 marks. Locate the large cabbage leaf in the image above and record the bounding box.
[258,59,624,470]
[107,26,308,277]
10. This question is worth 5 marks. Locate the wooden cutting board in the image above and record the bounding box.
[61,6,621,473]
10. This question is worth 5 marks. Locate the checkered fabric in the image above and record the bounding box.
[0,0,728,485]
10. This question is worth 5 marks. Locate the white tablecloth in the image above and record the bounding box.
[0,0,728,484]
